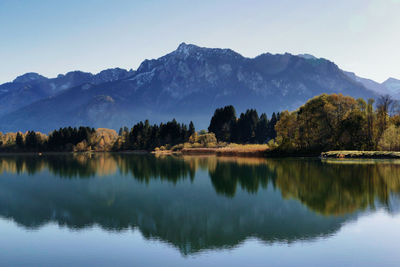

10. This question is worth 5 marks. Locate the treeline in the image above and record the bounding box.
[2,93,400,154]
[114,119,195,151]
[205,94,400,154]
[0,120,196,153]
[10,127,96,152]
[273,94,400,154]
[208,105,279,144]
[47,127,95,151]
[0,127,116,152]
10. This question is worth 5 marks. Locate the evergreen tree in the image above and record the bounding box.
[233,109,259,143]
[268,112,278,140]
[47,126,94,151]
[208,105,237,142]
[189,121,195,137]
[125,119,191,150]
[255,113,269,143]
[16,132,24,149]
[25,131,39,151]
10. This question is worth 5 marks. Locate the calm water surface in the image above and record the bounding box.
[0,154,399,266]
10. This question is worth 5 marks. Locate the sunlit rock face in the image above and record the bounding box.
[0,43,376,132]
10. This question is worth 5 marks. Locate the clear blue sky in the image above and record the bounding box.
[1,0,399,83]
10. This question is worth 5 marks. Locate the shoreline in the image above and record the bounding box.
[154,146,268,157]
[1,149,400,160]
[321,151,400,159]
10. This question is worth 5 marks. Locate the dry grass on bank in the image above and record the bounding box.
[180,143,269,157]
[152,132,269,157]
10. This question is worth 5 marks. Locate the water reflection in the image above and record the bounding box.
[0,154,399,255]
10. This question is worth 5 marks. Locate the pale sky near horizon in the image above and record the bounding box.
[1,0,399,84]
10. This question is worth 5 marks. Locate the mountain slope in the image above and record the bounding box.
[0,68,132,116]
[344,71,390,95]
[383,78,400,97]
[344,72,400,99]
[0,43,378,132]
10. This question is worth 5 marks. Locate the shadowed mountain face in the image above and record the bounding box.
[0,68,132,118]
[0,154,399,255]
[0,43,377,132]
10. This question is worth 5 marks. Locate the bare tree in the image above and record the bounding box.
[377,94,398,116]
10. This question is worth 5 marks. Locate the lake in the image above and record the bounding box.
[0,153,399,266]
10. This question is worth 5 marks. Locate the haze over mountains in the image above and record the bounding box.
[344,71,400,98]
[0,43,398,133]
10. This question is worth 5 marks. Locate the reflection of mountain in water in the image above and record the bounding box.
[0,154,399,255]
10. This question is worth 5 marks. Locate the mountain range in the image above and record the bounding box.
[344,71,400,97]
[1,43,399,132]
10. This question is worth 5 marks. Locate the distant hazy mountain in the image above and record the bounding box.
[343,71,400,98]
[383,78,400,97]
[0,68,133,116]
[343,71,389,95]
[0,43,381,132]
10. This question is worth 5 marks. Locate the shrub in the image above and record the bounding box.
[73,140,89,152]
[188,132,217,146]
[171,144,184,151]
[378,125,400,151]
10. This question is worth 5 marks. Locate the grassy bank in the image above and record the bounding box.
[321,151,400,159]
[154,144,269,157]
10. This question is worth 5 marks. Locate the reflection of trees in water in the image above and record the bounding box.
[1,154,400,254]
[155,156,400,215]
[206,157,400,215]
[114,154,195,183]
[0,154,194,182]
[0,155,47,175]
[0,154,399,216]
[0,154,100,177]
[208,159,271,197]
[268,159,400,215]
[0,163,348,255]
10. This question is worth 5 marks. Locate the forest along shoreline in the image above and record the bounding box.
[2,149,400,159]
[1,93,400,159]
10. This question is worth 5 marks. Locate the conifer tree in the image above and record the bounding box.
[16,132,24,149]
[208,105,237,142]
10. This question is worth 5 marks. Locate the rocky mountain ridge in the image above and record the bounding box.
[0,43,392,132]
